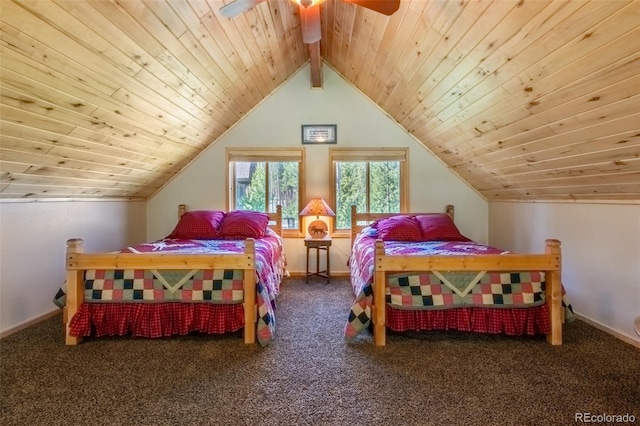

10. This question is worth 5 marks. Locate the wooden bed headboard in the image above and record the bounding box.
[350,205,455,247]
[177,204,283,237]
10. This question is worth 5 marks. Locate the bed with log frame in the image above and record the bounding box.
[61,205,286,346]
[345,205,571,346]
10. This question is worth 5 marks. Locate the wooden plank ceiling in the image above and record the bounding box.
[1,0,639,202]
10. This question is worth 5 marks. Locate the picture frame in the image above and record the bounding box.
[301,124,337,144]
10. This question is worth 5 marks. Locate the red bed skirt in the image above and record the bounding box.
[385,304,551,336]
[69,303,245,338]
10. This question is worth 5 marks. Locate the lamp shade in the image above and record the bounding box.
[299,198,336,218]
[299,198,335,239]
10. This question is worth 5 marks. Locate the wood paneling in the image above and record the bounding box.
[1,0,639,201]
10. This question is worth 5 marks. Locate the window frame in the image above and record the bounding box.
[226,147,306,237]
[329,147,409,237]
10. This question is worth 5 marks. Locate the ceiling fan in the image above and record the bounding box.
[219,0,400,44]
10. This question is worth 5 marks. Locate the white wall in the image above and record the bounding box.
[147,64,488,274]
[0,201,146,335]
[489,202,640,345]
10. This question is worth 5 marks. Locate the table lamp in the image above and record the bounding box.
[299,198,335,239]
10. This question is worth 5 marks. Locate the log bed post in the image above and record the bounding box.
[351,205,358,250]
[243,238,257,344]
[272,205,283,236]
[373,240,387,346]
[65,238,85,345]
[446,204,454,221]
[545,239,563,345]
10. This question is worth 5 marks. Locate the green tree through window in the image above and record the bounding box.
[370,162,400,214]
[234,161,299,229]
[335,161,400,229]
[331,148,407,230]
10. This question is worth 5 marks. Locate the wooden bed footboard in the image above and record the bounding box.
[371,238,563,347]
[64,238,258,345]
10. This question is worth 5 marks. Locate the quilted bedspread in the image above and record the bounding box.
[345,228,572,340]
[58,229,285,345]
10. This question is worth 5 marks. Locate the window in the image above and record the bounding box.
[330,148,408,231]
[227,148,305,235]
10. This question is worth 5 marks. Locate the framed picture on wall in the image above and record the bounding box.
[301,124,337,144]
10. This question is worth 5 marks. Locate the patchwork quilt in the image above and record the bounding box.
[345,228,572,340]
[57,229,285,345]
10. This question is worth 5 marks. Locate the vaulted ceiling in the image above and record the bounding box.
[1,0,639,202]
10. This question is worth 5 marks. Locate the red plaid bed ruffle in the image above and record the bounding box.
[69,303,244,338]
[385,304,550,335]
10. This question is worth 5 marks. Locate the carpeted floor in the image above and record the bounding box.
[1,277,639,426]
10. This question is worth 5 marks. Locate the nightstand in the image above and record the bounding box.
[304,237,331,284]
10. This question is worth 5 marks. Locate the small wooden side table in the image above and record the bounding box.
[304,237,331,284]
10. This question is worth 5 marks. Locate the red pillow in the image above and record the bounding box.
[373,215,424,241]
[167,210,226,240]
[415,214,470,241]
[219,210,269,240]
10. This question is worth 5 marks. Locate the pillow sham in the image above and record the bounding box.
[373,215,424,241]
[415,214,470,241]
[167,210,226,240]
[219,210,270,239]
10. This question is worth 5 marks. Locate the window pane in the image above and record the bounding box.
[370,161,400,213]
[235,162,266,212]
[335,162,367,229]
[268,162,299,229]
[335,161,401,229]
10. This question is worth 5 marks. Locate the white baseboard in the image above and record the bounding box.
[574,313,640,349]
[0,309,61,339]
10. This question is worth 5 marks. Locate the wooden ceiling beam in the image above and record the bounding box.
[308,41,322,88]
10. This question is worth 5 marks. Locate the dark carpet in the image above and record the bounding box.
[1,277,639,426]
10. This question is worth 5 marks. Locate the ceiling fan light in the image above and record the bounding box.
[293,0,325,8]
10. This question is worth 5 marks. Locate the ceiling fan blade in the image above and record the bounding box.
[346,0,400,16]
[219,0,267,18]
[300,4,321,44]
